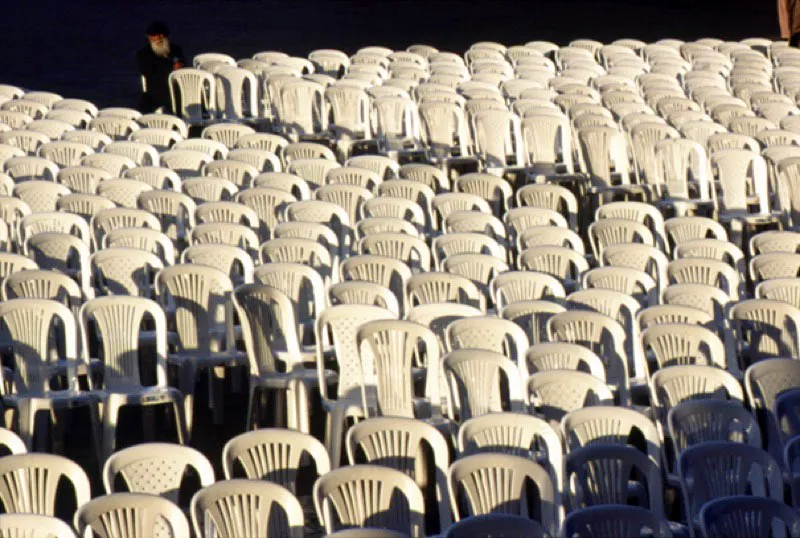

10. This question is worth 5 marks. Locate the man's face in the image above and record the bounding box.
[148,33,166,46]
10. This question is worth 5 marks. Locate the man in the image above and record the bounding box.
[137,21,186,114]
[781,0,791,40]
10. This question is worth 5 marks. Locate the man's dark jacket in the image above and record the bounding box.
[137,43,185,114]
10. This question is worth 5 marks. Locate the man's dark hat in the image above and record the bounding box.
[146,21,170,37]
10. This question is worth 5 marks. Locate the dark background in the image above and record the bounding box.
[0,0,779,109]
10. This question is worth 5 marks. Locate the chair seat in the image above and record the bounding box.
[3,389,98,408]
[168,350,247,368]
[93,385,182,406]
[251,368,335,390]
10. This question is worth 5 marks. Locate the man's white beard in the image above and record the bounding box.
[150,37,171,58]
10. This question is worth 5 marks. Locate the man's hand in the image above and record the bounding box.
[173,60,185,70]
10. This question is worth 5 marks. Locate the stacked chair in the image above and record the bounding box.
[0,35,800,537]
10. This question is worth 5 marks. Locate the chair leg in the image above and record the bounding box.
[294,380,310,434]
[16,400,36,452]
[211,365,226,425]
[170,393,187,446]
[284,384,296,430]
[87,400,104,475]
[3,403,13,431]
[102,395,124,461]
[177,361,196,439]
[245,384,258,431]
[326,405,347,469]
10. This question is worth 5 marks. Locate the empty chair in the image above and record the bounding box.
[205,159,260,189]
[130,127,182,151]
[190,479,304,538]
[700,496,800,538]
[711,149,775,242]
[357,318,441,419]
[446,313,529,363]
[0,514,76,538]
[675,238,746,284]
[233,283,324,432]
[103,140,158,166]
[124,167,181,191]
[80,295,187,459]
[56,165,112,193]
[361,232,431,272]
[746,358,800,467]
[223,428,330,493]
[0,130,49,154]
[444,514,549,538]
[518,245,589,292]
[489,272,564,310]
[566,443,664,517]
[664,216,727,253]
[668,399,761,473]
[650,364,744,431]
[169,68,216,125]
[161,148,213,178]
[190,222,260,257]
[525,342,606,382]
[97,178,153,208]
[342,255,412,313]
[547,310,632,403]
[667,258,742,300]
[443,350,525,421]
[200,123,255,149]
[679,441,784,531]
[0,453,90,516]
[0,299,100,455]
[589,219,655,261]
[447,453,557,536]
[89,116,140,140]
[4,155,59,182]
[453,173,513,217]
[328,281,399,314]
[56,193,114,223]
[90,247,162,297]
[183,176,238,203]
[563,506,674,538]
[24,233,91,298]
[286,199,351,255]
[181,243,254,286]
[751,252,800,283]
[432,192,492,231]
[75,492,190,537]
[757,278,800,309]
[137,189,196,246]
[13,181,70,213]
[174,138,228,158]
[561,405,661,466]
[346,417,452,531]
[62,129,112,150]
[641,323,727,375]
[528,370,615,426]
[315,304,397,466]
[731,299,800,366]
[81,152,136,176]
[406,272,485,311]
[156,264,245,431]
[103,442,214,508]
[433,232,504,269]
[314,464,426,537]
[750,231,800,256]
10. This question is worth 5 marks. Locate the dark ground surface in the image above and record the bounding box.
[0,0,781,532]
[1,0,779,109]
